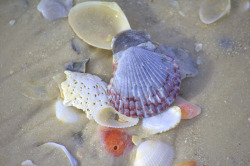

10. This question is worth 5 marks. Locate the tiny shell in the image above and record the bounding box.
[55,99,79,123]
[93,105,139,128]
[199,0,231,24]
[134,140,174,166]
[142,106,181,135]
[37,0,73,21]
[68,1,131,49]
[178,161,197,166]
[61,71,109,119]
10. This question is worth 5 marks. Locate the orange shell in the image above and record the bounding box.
[178,161,197,166]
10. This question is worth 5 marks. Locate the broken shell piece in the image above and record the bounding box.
[61,71,109,119]
[134,140,174,166]
[93,106,139,128]
[132,135,141,146]
[68,1,131,49]
[55,99,80,123]
[37,0,73,21]
[21,160,37,166]
[142,106,181,135]
[42,142,78,166]
[173,96,201,119]
[65,58,90,73]
[199,0,231,24]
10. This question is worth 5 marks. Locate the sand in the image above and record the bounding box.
[0,0,249,165]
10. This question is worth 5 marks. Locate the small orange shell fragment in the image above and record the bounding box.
[173,97,201,119]
[178,161,197,166]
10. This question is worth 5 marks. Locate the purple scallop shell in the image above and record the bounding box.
[107,46,181,118]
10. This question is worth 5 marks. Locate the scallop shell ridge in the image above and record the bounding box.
[107,46,181,118]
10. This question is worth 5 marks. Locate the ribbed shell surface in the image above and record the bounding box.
[107,46,181,118]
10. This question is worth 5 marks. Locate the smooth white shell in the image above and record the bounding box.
[134,140,174,166]
[142,106,181,135]
[68,1,131,49]
[93,105,139,128]
[199,0,231,24]
[37,0,73,21]
[55,99,79,123]
[61,71,109,119]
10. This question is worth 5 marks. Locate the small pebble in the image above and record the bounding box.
[9,19,16,26]
[195,43,203,52]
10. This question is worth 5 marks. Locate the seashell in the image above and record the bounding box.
[55,99,80,123]
[61,71,109,119]
[142,106,181,135]
[134,140,174,166]
[37,0,73,21]
[21,160,36,166]
[131,135,142,146]
[107,30,181,118]
[65,58,90,73]
[178,161,197,166]
[68,1,131,49]
[173,96,201,119]
[93,105,139,128]
[100,128,133,157]
[42,142,78,166]
[199,0,231,24]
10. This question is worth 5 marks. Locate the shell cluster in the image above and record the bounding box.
[107,30,181,118]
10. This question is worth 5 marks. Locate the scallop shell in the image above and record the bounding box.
[107,30,181,118]
[134,140,174,166]
[199,0,231,24]
[93,105,139,128]
[68,1,131,49]
[142,106,181,135]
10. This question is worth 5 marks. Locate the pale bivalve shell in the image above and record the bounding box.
[61,71,109,119]
[93,105,139,128]
[68,1,131,49]
[142,106,181,135]
[108,30,181,118]
[134,140,174,166]
[199,0,231,24]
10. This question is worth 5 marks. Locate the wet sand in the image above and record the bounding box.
[0,0,249,165]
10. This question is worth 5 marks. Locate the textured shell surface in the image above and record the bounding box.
[107,44,181,118]
[134,140,174,166]
[61,71,109,119]
[93,105,139,128]
[142,106,181,135]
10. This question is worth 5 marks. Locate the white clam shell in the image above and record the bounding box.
[93,105,139,128]
[37,0,73,21]
[55,99,79,123]
[134,140,174,166]
[68,1,131,49]
[142,106,181,135]
[199,0,231,24]
[61,71,109,119]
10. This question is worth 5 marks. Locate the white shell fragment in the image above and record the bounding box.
[142,106,181,135]
[199,0,231,24]
[61,71,109,119]
[93,106,139,128]
[21,160,37,166]
[134,140,174,166]
[55,99,80,123]
[42,142,78,166]
[37,0,73,21]
[68,1,131,49]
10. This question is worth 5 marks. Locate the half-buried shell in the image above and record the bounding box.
[93,105,139,128]
[134,140,174,166]
[107,30,181,118]
[68,1,131,49]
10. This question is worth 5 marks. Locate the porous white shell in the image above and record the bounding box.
[108,46,181,118]
[68,1,131,49]
[37,0,73,21]
[142,106,181,135]
[42,142,78,166]
[55,99,79,123]
[93,105,139,128]
[61,71,109,119]
[134,140,174,166]
[199,0,231,24]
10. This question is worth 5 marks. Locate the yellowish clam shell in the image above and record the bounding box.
[68,1,131,49]
[199,0,231,24]
[93,106,139,128]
